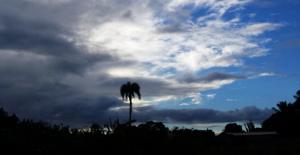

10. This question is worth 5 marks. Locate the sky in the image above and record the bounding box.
[0,0,299,128]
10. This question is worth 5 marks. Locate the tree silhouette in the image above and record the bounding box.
[262,90,300,135]
[120,81,141,125]
[294,90,300,108]
[224,123,243,133]
[272,101,293,113]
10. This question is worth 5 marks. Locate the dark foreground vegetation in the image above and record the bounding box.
[1,90,300,155]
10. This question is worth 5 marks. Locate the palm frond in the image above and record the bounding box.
[276,101,292,113]
[120,84,128,100]
[131,82,141,99]
[294,90,300,99]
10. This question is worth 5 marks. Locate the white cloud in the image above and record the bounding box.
[179,103,191,106]
[56,0,282,106]
[240,23,282,36]
[132,95,178,107]
[190,93,203,104]
[248,72,277,79]
[166,0,251,16]
[206,93,216,100]
[257,72,276,77]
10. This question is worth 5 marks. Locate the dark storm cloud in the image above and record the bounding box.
[181,72,246,83]
[0,2,113,74]
[133,106,273,123]
[200,72,246,82]
[28,97,123,127]
[107,106,273,125]
[0,0,118,123]
[0,0,115,76]
[41,104,272,127]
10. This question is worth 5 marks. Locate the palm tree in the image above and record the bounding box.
[120,81,141,125]
[272,101,293,113]
[294,90,300,108]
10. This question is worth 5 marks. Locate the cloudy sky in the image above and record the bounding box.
[0,0,299,127]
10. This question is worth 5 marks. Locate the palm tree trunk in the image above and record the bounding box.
[129,96,132,126]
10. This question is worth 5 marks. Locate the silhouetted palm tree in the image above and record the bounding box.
[272,101,293,113]
[294,90,300,108]
[120,82,141,125]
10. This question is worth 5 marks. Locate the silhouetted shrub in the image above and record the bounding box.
[0,108,19,128]
[138,121,169,137]
[90,123,104,134]
[224,123,244,133]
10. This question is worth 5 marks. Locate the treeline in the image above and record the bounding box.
[1,90,300,154]
[0,107,215,154]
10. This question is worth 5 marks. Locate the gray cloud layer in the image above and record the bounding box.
[134,106,273,124]
[0,0,116,123]
[24,104,273,127]
[180,72,246,83]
